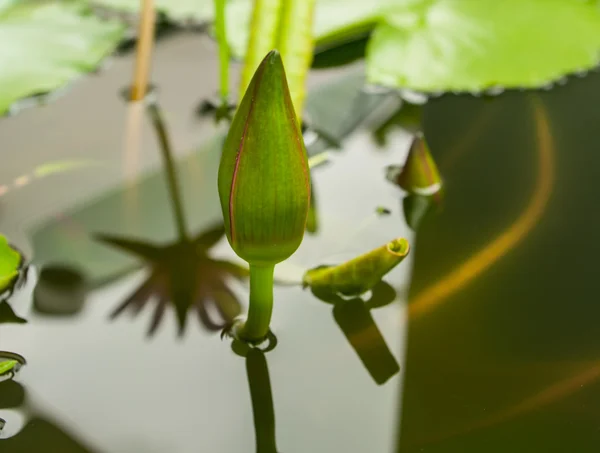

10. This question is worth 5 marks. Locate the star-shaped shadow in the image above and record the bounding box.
[95,223,248,337]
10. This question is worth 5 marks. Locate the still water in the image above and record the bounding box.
[1,34,600,453]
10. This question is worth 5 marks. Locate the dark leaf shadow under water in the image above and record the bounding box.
[32,264,87,316]
[0,379,96,452]
[0,300,27,324]
[95,222,248,337]
[311,281,400,385]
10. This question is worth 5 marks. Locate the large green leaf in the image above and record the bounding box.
[227,0,600,93]
[0,234,21,292]
[367,0,600,92]
[0,0,125,115]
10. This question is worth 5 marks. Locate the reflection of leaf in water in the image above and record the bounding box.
[408,97,555,319]
[410,360,600,449]
[0,300,27,324]
[311,281,400,385]
[95,223,248,336]
[0,0,124,115]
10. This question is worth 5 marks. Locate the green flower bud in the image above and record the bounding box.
[218,50,311,266]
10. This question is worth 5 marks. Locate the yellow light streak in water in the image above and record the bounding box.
[408,97,555,319]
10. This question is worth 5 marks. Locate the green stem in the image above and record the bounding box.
[246,349,278,453]
[146,102,190,242]
[214,0,229,104]
[243,264,275,341]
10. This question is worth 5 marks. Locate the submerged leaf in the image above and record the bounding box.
[0,0,125,115]
[303,237,410,296]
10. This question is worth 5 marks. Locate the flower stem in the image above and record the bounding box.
[242,264,275,341]
[146,102,190,242]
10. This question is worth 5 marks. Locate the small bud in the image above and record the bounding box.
[218,50,311,266]
[391,133,442,196]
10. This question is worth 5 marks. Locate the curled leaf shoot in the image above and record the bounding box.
[303,238,410,297]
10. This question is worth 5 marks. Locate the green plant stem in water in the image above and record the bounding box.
[243,264,275,342]
[146,102,190,242]
[214,0,229,104]
[246,348,278,452]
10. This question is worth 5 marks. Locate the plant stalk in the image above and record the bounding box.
[214,0,230,104]
[243,264,275,341]
[146,102,190,242]
[130,0,156,101]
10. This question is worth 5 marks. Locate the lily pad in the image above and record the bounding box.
[366,0,600,93]
[0,235,21,292]
[227,0,600,93]
[0,0,125,115]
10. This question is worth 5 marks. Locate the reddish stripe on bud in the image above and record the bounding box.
[228,57,268,246]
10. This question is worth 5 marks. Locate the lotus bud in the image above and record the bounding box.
[388,133,442,196]
[303,238,410,297]
[218,50,311,342]
[218,50,310,266]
